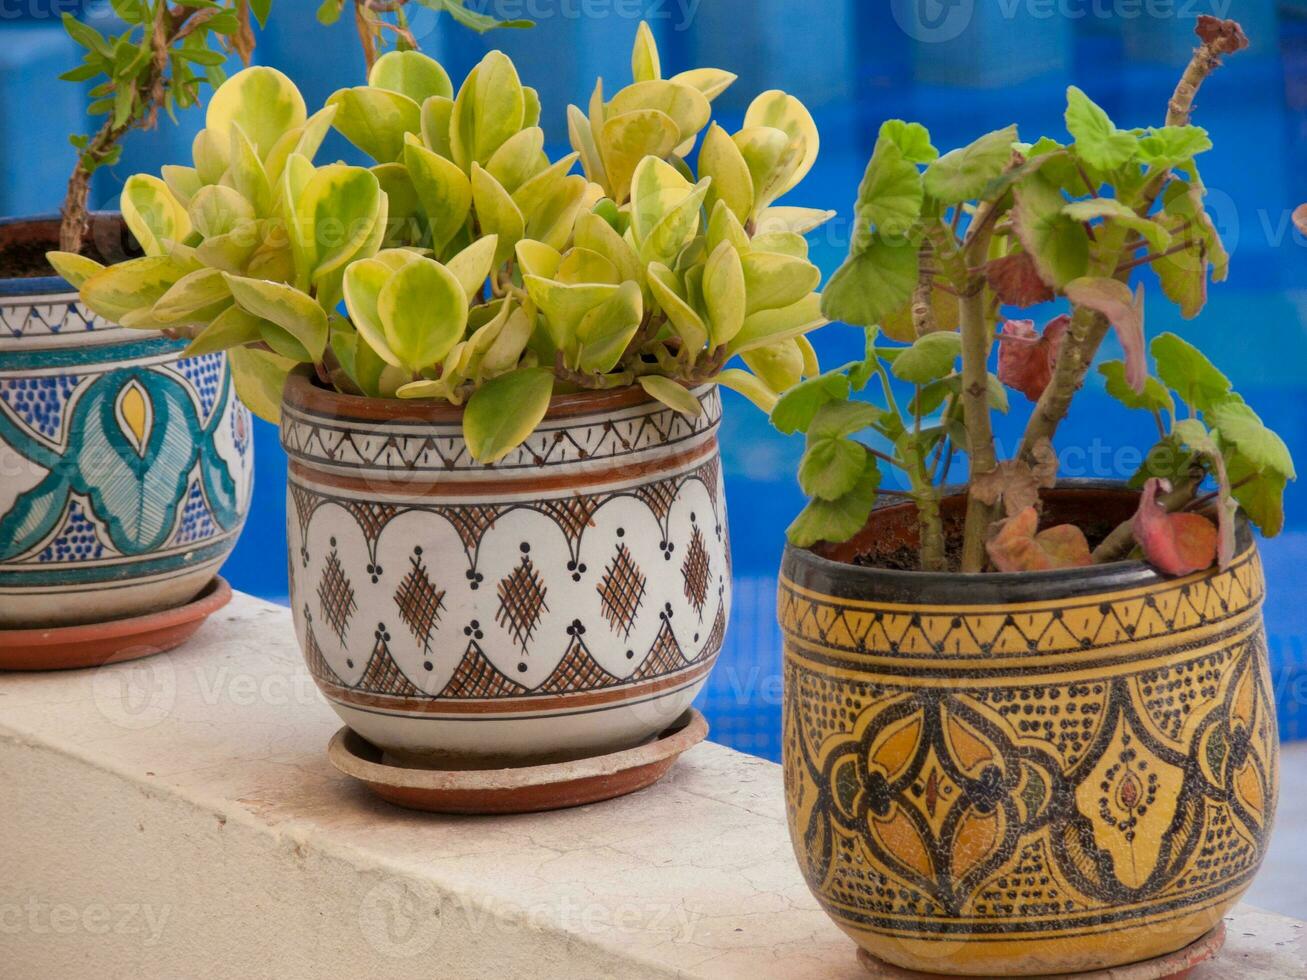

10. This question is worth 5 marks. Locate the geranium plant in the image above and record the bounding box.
[50,24,834,463]
[782,16,1293,577]
[55,0,271,254]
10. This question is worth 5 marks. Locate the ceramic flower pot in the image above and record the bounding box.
[778,485,1277,977]
[0,216,254,629]
[282,371,731,766]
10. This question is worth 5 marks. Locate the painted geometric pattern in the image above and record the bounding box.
[288,453,730,702]
[0,357,250,571]
[0,374,81,439]
[597,543,646,639]
[171,353,225,423]
[280,386,722,474]
[780,569,1277,948]
[0,299,104,338]
[778,550,1264,664]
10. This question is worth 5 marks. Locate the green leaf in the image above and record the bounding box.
[464,366,553,462]
[800,437,867,501]
[206,66,307,159]
[922,125,1017,204]
[45,252,105,290]
[80,255,195,322]
[1138,125,1212,170]
[1227,452,1287,538]
[576,281,642,374]
[698,123,755,225]
[1011,172,1089,289]
[821,234,919,327]
[703,241,746,347]
[1208,399,1296,480]
[787,454,880,548]
[470,164,525,267]
[1151,332,1231,414]
[852,134,923,242]
[328,86,421,163]
[121,174,191,258]
[423,0,533,33]
[377,257,467,371]
[639,375,705,418]
[184,305,266,356]
[368,50,453,105]
[224,274,328,361]
[808,401,882,442]
[770,369,852,435]
[61,14,113,58]
[889,332,962,385]
[1063,198,1172,253]
[1099,361,1175,415]
[741,251,821,316]
[1064,86,1138,173]
[229,347,296,424]
[404,138,472,254]
[879,120,937,164]
[1130,433,1197,490]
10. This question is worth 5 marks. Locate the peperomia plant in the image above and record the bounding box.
[52,24,835,465]
[56,0,272,254]
[782,16,1293,578]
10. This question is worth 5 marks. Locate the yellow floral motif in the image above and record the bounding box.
[780,546,1278,976]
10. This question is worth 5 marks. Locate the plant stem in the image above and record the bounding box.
[956,202,1001,572]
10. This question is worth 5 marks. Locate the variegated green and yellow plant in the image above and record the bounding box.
[51,23,835,464]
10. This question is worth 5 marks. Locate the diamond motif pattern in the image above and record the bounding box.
[317,549,357,644]
[681,524,711,617]
[496,556,549,650]
[394,549,445,653]
[597,543,646,639]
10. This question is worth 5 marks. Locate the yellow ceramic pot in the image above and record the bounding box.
[778,487,1278,977]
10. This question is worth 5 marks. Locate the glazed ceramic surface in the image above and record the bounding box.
[0,230,253,628]
[282,372,730,765]
[778,496,1277,977]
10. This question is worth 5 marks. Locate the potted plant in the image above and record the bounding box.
[74,24,835,777]
[0,3,263,640]
[775,17,1286,977]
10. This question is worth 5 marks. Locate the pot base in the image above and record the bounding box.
[0,576,231,671]
[855,923,1226,980]
[327,708,708,814]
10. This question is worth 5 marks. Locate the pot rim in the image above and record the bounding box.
[0,212,124,297]
[282,365,715,424]
[781,479,1256,606]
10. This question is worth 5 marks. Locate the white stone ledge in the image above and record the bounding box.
[1,593,1303,979]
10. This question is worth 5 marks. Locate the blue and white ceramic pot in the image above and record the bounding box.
[0,216,253,628]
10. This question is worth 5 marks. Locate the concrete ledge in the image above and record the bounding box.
[1,593,1303,979]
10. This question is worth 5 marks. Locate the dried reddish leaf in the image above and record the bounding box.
[1133,478,1218,576]
[1064,279,1146,394]
[972,441,1059,519]
[987,506,1093,573]
[1196,16,1250,55]
[986,253,1054,308]
[1294,204,1307,238]
[997,315,1069,402]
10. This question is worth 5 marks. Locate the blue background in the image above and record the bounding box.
[4,0,1305,759]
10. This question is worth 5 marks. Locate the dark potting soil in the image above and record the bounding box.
[0,217,141,280]
[845,503,1132,574]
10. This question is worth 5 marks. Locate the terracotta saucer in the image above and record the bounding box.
[857,922,1226,980]
[0,577,232,671]
[328,708,709,815]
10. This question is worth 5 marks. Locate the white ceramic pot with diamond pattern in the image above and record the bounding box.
[282,369,731,765]
[0,216,253,629]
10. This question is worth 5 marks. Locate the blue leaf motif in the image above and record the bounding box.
[69,370,201,555]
